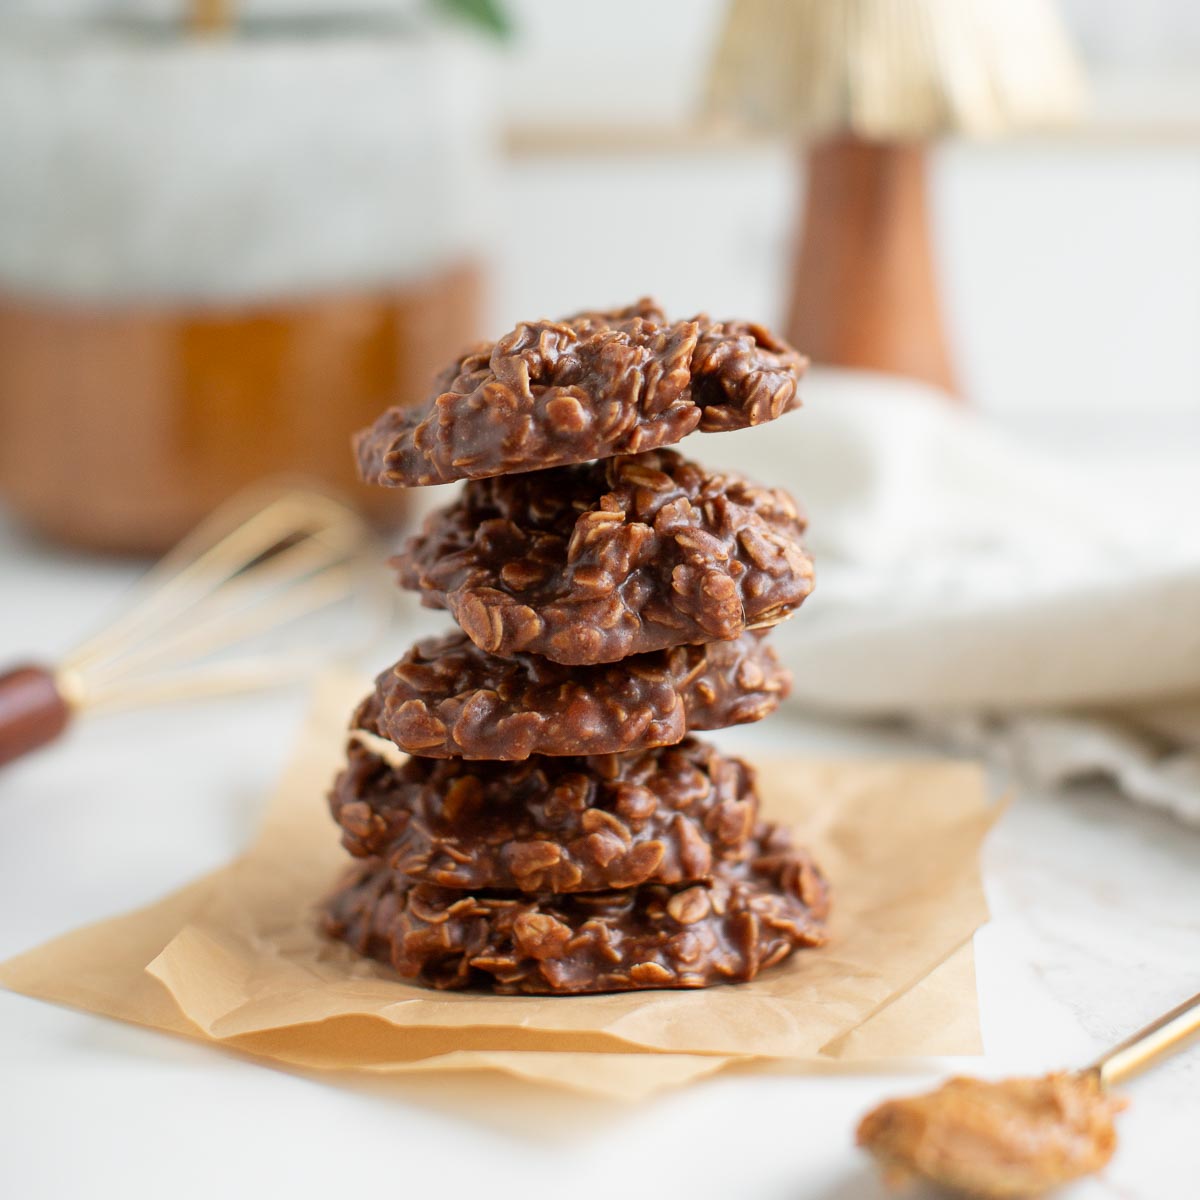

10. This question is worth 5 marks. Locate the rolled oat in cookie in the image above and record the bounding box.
[331,736,763,892]
[322,823,829,993]
[394,449,814,665]
[358,629,791,760]
[354,298,805,487]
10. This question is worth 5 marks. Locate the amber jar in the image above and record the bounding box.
[0,267,481,553]
[0,21,492,553]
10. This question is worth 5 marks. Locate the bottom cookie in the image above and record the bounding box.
[322,825,830,994]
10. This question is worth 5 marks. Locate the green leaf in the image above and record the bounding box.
[432,0,513,38]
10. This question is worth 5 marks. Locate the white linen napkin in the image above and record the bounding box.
[704,369,1200,825]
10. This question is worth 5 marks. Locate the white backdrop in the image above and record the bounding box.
[494,140,1200,422]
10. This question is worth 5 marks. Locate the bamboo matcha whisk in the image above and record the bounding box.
[705,0,1086,394]
[0,485,384,768]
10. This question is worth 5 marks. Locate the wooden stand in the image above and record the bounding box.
[189,0,232,33]
[0,262,482,554]
[785,137,956,396]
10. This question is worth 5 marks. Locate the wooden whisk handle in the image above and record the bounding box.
[0,664,72,768]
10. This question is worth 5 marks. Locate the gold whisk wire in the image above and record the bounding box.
[0,483,389,767]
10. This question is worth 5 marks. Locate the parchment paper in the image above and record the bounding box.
[0,674,996,1101]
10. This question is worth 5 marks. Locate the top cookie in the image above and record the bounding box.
[355,299,806,487]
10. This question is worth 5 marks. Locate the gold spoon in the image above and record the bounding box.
[857,988,1200,1197]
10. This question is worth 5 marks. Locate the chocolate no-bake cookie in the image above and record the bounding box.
[358,629,790,759]
[354,299,806,487]
[322,823,829,993]
[325,298,829,995]
[331,736,761,892]
[395,449,814,665]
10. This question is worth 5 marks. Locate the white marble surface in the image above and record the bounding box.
[1,508,1198,1200]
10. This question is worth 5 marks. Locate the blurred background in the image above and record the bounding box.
[1,0,1198,817]
[3,13,1198,1196]
[1,0,1198,553]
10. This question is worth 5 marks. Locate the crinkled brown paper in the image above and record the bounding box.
[0,674,996,1103]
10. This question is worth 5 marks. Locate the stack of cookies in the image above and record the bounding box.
[323,299,831,994]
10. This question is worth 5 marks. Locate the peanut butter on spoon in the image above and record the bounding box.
[857,989,1200,1198]
[857,1071,1123,1197]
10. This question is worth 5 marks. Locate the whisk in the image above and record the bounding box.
[0,484,386,768]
